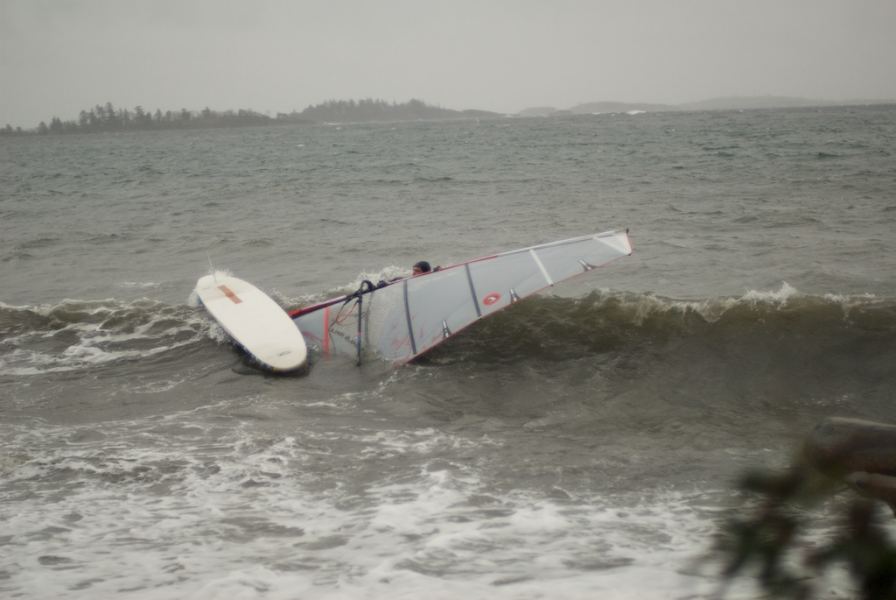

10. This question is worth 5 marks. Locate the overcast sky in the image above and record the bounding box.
[2,0,895,127]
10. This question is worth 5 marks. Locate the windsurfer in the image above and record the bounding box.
[412,261,432,275]
[377,260,438,288]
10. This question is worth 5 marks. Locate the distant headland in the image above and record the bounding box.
[518,96,895,117]
[3,96,893,135]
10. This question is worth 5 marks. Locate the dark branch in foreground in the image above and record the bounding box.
[716,417,896,599]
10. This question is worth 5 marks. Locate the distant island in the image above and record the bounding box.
[1,98,501,136]
[4,96,894,136]
[518,96,895,117]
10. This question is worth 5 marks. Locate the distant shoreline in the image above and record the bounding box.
[0,98,501,136]
[519,96,896,117]
[3,96,894,136]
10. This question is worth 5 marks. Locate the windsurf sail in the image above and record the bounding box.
[290,229,633,365]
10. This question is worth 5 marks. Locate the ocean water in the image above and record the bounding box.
[1,106,896,599]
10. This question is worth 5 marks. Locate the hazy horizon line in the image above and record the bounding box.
[5,94,896,130]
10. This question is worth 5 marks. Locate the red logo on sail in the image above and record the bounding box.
[483,292,501,306]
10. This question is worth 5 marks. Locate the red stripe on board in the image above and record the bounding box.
[218,285,242,304]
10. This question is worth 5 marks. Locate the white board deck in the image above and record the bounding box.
[195,272,308,372]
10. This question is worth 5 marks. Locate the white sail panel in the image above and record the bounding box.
[404,266,482,357]
[468,251,548,316]
[531,232,634,284]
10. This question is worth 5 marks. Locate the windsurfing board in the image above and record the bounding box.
[195,272,308,372]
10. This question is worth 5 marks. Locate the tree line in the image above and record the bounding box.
[1,99,497,136]
[1,102,289,136]
[299,98,494,122]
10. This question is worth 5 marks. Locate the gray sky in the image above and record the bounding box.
[2,0,895,127]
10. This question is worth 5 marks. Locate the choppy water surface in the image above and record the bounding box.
[2,106,896,598]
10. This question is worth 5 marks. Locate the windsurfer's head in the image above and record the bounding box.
[412,261,432,275]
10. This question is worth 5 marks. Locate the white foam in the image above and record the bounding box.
[0,414,854,600]
[1,299,209,375]
[186,288,201,307]
[119,281,162,290]
[606,282,889,328]
[741,281,801,303]
[2,333,199,375]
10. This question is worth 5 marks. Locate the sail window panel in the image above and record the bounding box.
[468,252,548,315]
[293,310,327,350]
[579,235,631,264]
[366,285,415,363]
[295,295,370,359]
[595,230,633,256]
[405,268,480,355]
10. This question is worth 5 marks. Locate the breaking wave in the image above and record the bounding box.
[0,299,211,375]
[421,283,893,359]
[3,284,894,379]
